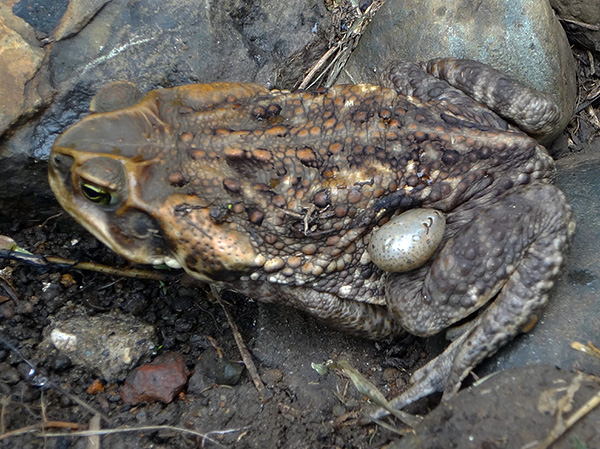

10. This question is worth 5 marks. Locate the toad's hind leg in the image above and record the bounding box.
[426,58,562,139]
[386,58,562,140]
[379,183,574,415]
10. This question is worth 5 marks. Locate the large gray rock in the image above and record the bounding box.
[341,0,576,142]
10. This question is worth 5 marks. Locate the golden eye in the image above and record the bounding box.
[81,183,113,205]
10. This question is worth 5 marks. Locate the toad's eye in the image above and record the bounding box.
[81,183,113,205]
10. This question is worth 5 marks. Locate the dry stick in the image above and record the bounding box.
[36,424,249,448]
[574,92,600,114]
[587,104,600,130]
[1,250,172,281]
[558,17,600,31]
[571,341,600,359]
[212,286,269,401]
[48,257,172,280]
[0,236,173,281]
[0,396,8,434]
[298,44,339,90]
[533,388,600,449]
[1,419,245,447]
[0,276,19,303]
[0,421,81,442]
[298,0,384,90]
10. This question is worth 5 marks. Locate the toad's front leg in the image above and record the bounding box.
[378,182,574,415]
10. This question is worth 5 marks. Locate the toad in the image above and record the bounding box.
[48,59,575,410]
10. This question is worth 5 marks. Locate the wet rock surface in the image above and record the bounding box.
[0,0,599,448]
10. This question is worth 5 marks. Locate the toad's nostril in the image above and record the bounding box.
[50,153,74,173]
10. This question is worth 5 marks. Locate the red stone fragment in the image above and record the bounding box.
[120,352,191,405]
[87,379,105,395]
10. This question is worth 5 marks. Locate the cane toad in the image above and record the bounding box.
[48,59,575,409]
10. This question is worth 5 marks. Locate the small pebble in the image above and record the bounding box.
[120,352,191,405]
[0,362,20,384]
[51,354,72,372]
[215,361,244,386]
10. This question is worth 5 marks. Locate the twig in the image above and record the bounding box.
[37,424,249,448]
[571,341,600,359]
[314,359,422,428]
[206,335,225,359]
[0,234,173,281]
[0,420,82,441]
[0,397,7,434]
[558,17,600,31]
[298,0,385,89]
[211,286,269,401]
[298,44,340,90]
[574,92,600,114]
[86,414,101,449]
[0,276,19,304]
[533,386,600,449]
